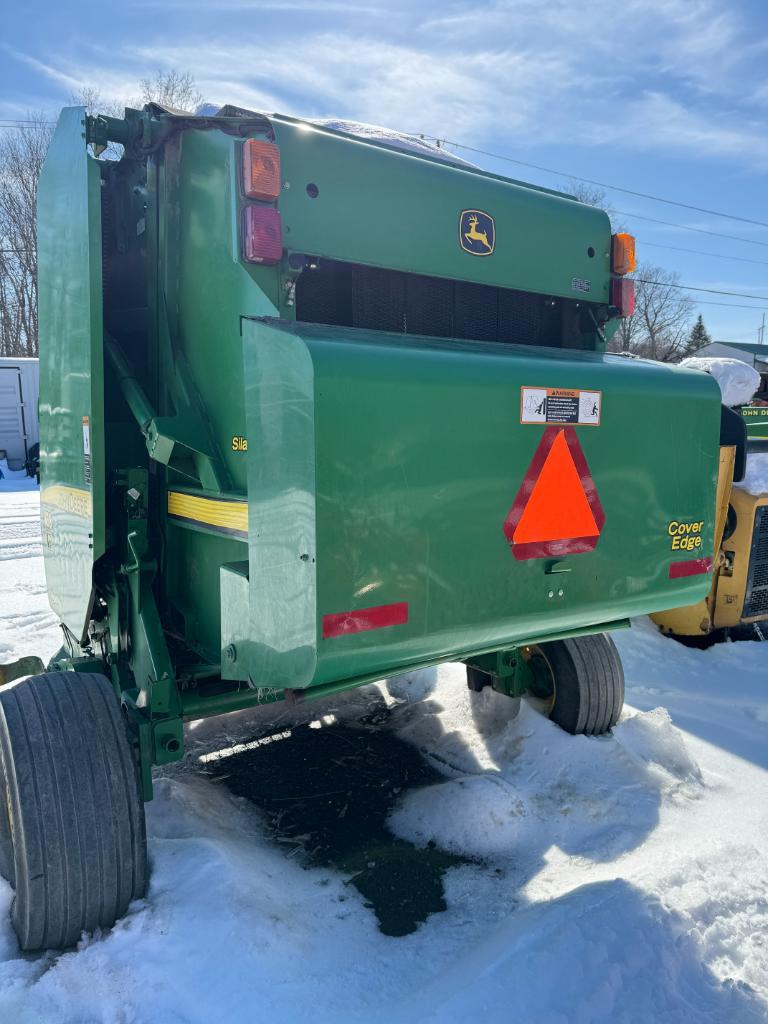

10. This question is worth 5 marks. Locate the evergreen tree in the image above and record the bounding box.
[685,315,711,356]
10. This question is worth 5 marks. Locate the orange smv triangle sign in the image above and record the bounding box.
[503,426,605,561]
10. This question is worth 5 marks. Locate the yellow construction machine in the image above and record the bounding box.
[652,405,768,643]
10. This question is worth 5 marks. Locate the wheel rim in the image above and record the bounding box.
[521,645,556,717]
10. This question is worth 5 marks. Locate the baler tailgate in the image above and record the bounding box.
[229,318,721,690]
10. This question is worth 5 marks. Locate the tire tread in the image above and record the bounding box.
[541,633,624,736]
[0,672,147,950]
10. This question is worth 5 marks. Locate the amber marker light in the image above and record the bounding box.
[611,232,637,275]
[243,139,281,201]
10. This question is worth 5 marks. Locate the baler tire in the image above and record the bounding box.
[0,671,147,951]
[533,634,624,736]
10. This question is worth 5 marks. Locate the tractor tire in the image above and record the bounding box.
[0,671,147,950]
[531,634,624,736]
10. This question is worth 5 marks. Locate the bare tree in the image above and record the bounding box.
[138,70,204,113]
[561,180,619,228]
[610,262,695,361]
[0,71,204,357]
[560,183,696,363]
[0,114,53,356]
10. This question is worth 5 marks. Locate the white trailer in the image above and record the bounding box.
[0,356,39,471]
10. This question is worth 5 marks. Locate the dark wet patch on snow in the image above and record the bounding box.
[205,709,468,937]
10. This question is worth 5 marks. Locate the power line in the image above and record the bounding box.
[0,118,55,125]
[688,299,768,310]
[420,133,768,249]
[424,135,768,230]
[613,209,768,249]
[718,328,764,342]
[0,121,55,131]
[636,279,768,301]
[640,240,768,267]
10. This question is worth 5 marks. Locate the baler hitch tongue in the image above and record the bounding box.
[0,656,46,688]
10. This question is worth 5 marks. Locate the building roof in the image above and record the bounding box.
[710,342,768,356]
[697,342,768,368]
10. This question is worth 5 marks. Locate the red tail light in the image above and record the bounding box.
[611,277,635,317]
[243,206,283,265]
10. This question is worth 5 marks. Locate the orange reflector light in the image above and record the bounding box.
[611,276,635,317]
[243,139,281,200]
[243,206,283,264]
[611,232,636,275]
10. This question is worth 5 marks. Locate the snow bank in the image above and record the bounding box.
[680,356,760,407]
[0,488,45,563]
[388,697,703,863]
[735,452,768,496]
[385,666,439,702]
[385,879,764,1024]
[2,487,768,1022]
[0,459,28,483]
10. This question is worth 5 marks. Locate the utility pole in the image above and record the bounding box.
[759,314,765,345]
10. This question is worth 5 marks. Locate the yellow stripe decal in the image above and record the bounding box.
[167,492,249,538]
[40,484,92,520]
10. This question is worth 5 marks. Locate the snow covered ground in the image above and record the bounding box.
[0,478,767,1023]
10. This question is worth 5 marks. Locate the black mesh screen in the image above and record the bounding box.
[744,506,768,617]
[295,259,567,347]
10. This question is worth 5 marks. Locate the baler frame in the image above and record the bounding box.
[0,102,723,951]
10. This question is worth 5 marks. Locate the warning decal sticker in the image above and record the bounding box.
[82,415,91,486]
[503,425,605,561]
[520,387,601,426]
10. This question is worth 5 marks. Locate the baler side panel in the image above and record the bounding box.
[37,107,105,639]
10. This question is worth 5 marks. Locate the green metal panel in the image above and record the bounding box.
[240,321,317,685]
[233,319,720,690]
[160,127,279,655]
[741,405,768,438]
[38,107,105,639]
[274,119,612,303]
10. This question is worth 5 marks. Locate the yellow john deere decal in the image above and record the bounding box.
[167,491,249,540]
[459,209,495,256]
[40,484,92,520]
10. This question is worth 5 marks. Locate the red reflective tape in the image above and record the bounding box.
[322,602,409,639]
[669,557,712,579]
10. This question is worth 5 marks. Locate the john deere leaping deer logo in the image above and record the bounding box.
[459,209,495,256]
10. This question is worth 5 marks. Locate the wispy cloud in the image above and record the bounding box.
[605,91,768,169]
[127,34,571,137]
[128,0,387,11]
[5,0,768,171]
[2,43,142,104]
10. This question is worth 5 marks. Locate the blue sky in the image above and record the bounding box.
[2,0,767,342]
